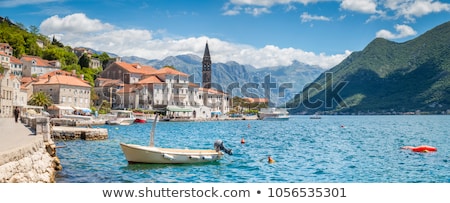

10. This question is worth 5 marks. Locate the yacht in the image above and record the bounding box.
[258,108,290,121]
[106,110,136,125]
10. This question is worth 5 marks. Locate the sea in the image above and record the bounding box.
[55,115,450,183]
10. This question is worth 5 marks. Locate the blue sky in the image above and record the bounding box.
[1,0,449,69]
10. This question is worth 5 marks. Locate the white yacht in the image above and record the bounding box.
[258,108,290,121]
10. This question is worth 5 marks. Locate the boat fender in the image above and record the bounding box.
[268,156,275,164]
[202,155,213,160]
[189,155,201,160]
[162,154,174,160]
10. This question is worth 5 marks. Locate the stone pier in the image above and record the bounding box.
[51,126,108,140]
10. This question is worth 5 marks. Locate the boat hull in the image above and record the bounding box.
[134,118,146,123]
[120,143,223,164]
[108,118,136,125]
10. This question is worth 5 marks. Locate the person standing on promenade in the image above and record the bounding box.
[13,107,20,123]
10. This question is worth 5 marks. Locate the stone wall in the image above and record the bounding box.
[0,117,61,183]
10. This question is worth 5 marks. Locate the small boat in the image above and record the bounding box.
[258,108,289,121]
[120,114,232,164]
[133,112,147,123]
[107,110,136,125]
[310,114,321,119]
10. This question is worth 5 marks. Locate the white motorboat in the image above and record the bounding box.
[107,110,136,125]
[258,108,290,121]
[120,114,232,164]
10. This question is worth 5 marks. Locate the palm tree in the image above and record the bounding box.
[28,91,53,108]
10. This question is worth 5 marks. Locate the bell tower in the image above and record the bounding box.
[202,42,211,89]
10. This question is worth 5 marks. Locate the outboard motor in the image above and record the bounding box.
[214,140,232,155]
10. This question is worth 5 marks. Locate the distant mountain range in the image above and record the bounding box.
[287,21,450,115]
[121,54,324,106]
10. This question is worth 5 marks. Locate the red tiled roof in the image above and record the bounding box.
[115,62,157,75]
[9,56,22,64]
[153,67,189,77]
[96,78,124,87]
[198,87,227,95]
[38,70,77,79]
[138,75,163,84]
[0,51,9,57]
[244,98,268,103]
[33,75,91,87]
[0,73,19,81]
[116,84,143,93]
[21,55,54,67]
[188,82,200,88]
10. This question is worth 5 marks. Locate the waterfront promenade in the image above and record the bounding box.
[0,117,59,183]
[0,117,37,153]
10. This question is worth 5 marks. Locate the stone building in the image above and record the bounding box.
[21,55,61,77]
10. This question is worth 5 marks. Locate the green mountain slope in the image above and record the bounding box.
[287,21,450,115]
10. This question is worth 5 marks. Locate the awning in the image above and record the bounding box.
[74,107,92,113]
[166,105,193,112]
[24,105,44,110]
[48,104,74,111]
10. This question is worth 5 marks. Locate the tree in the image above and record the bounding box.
[78,53,90,68]
[28,92,53,108]
[51,36,64,47]
[29,25,39,34]
[93,52,111,70]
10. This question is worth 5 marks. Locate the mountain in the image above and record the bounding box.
[287,21,450,115]
[122,55,323,105]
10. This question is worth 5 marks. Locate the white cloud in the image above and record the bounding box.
[40,13,349,69]
[300,12,331,23]
[244,7,271,16]
[0,0,59,7]
[383,0,450,21]
[223,0,322,15]
[375,24,417,39]
[40,13,114,34]
[229,0,322,7]
[340,0,379,14]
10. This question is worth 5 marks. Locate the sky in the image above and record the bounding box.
[1,0,449,69]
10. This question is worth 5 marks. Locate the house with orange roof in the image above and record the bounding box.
[33,74,91,116]
[0,43,13,56]
[136,75,163,110]
[100,61,156,84]
[21,55,61,77]
[115,84,147,110]
[198,87,230,117]
[0,51,11,68]
[97,60,231,119]
[93,78,124,107]
[73,47,102,69]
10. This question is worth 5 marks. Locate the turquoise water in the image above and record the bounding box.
[55,115,450,183]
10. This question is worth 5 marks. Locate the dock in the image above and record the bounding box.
[51,126,108,140]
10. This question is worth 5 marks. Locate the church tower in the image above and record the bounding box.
[202,42,212,89]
